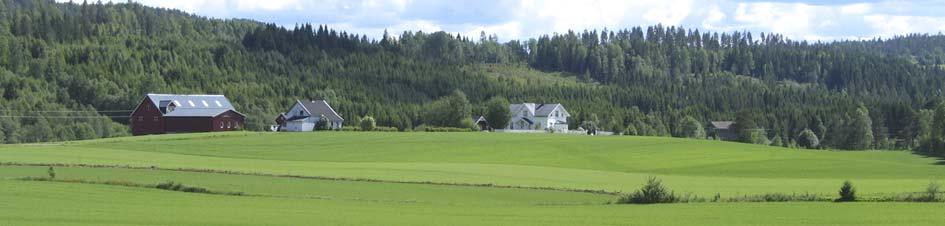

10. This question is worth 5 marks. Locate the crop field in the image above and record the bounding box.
[2,132,945,225]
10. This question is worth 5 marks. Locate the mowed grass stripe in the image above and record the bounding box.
[70,132,945,179]
[0,165,614,206]
[3,180,945,226]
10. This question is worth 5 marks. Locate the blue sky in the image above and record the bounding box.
[76,0,945,42]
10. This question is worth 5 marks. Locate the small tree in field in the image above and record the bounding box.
[47,166,56,179]
[618,177,678,204]
[797,129,820,149]
[836,180,856,202]
[359,116,376,131]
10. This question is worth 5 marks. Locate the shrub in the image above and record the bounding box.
[617,177,678,204]
[359,116,376,131]
[420,126,474,132]
[339,127,360,132]
[836,180,856,202]
[154,181,211,194]
[47,166,56,179]
[924,181,941,202]
[797,129,820,149]
[314,117,331,131]
[727,193,821,202]
[373,126,399,132]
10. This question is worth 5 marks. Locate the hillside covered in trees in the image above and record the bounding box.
[3,0,945,154]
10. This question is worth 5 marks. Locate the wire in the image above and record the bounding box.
[0,116,130,118]
[0,110,133,112]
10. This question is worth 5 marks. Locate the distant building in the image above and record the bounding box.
[471,115,489,131]
[710,121,737,141]
[130,94,245,135]
[275,99,344,131]
[507,103,570,132]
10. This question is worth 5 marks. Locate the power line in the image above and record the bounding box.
[0,116,131,118]
[0,110,133,113]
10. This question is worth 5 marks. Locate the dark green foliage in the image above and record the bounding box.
[726,193,821,202]
[422,90,472,128]
[845,106,874,150]
[797,129,820,149]
[483,96,510,130]
[416,126,475,132]
[0,0,943,152]
[677,116,705,139]
[154,181,210,194]
[359,116,377,131]
[836,180,856,202]
[47,166,55,179]
[733,110,759,143]
[924,182,941,202]
[314,117,330,131]
[617,177,678,204]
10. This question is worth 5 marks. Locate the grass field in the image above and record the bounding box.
[2,132,945,225]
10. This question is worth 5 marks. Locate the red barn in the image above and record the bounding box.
[130,94,245,135]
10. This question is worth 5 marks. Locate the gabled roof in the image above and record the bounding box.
[534,103,568,117]
[710,121,734,129]
[510,103,569,117]
[509,103,535,116]
[144,94,242,117]
[297,99,344,122]
[472,115,487,123]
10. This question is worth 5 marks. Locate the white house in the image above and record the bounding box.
[507,103,570,132]
[275,99,344,131]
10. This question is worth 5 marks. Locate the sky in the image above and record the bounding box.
[69,0,945,42]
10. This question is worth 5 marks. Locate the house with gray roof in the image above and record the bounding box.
[130,94,245,135]
[275,99,344,131]
[710,121,737,141]
[507,103,570,132]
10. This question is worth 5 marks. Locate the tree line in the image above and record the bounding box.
[3,0,945,155]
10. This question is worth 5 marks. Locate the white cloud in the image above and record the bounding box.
[234,0,301,11]
[55,0,945,42]
[840,3,871,15]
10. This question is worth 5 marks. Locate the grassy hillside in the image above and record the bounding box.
[3,132,945,197]
[3,132,945,225]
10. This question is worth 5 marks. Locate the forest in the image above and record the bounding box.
[2,0,945,155]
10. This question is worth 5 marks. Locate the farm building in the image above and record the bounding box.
[507,103,570,132]
[130,94,245,135]
[710,121,737,141]
[274,99,344,131]
[471,115,489,131]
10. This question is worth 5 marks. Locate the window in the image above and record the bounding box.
[201,100,209,107]
[152,116,159,122]
[137,116,143,122]
[187,100,195,107]
[215,100,223,107]
[227,121,232,129]
[299,110,304,115]
[220,122,224,129]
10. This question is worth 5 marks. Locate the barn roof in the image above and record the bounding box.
[710,121,734,129]
[145,94,243,117]
[298,99,344,122]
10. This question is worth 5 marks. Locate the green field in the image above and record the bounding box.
[2,132,945,225]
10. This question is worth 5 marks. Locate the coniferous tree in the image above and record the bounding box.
[846,106,874,150]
